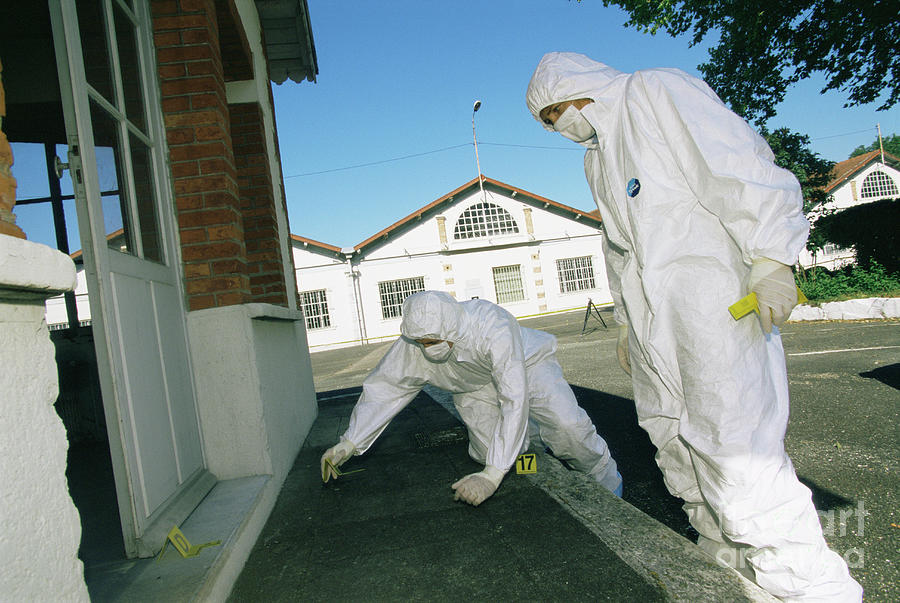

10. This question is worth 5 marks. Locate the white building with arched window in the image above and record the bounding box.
[800,150,900,270]
[291,176,613,350]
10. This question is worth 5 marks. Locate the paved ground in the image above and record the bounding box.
[304,309,899,601]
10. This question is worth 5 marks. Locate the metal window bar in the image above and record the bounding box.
[492,265,525,304]
[453,202,519,239]
[860,171,899,199]
[556,256,595,293]
[301,289,331,330]
[378,277,425,319]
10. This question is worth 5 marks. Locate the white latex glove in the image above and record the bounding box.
[321,439,356,483]
[748,258,798,333]
[616,324,631,375]
[451,466,505,506]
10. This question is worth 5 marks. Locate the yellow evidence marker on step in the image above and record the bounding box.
[515,453,537,474]
[156,525,221,561]
[729,287,807,320]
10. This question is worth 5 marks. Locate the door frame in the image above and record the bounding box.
[49,0,214,558]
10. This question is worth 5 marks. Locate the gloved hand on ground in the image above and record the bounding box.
[451,466,504,506]
[616,324,631,375]
[749,258,798,333]
[320,439,356,483]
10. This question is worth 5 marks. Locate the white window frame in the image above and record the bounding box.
[453,202,519,240]
[859,170,899,199]
[378,276,425,319]
[301,289,331,330]
[492,265,525,304]
[556,256,596,293]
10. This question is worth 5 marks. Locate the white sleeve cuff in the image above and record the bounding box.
[481,465,506,487]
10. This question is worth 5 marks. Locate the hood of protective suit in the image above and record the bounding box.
[400,291,467,343]
[526,52,625,146]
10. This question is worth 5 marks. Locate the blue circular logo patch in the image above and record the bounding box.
[627,178,641,198]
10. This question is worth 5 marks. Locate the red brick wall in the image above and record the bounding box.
[151,0,250,310]
[230,102,288,305]
[0,57,26,239]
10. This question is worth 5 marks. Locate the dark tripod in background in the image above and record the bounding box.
[581,298,608,334]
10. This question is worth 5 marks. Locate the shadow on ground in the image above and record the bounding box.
[229,391,666,602]
[569,385,697,542]
[859,362,899,390]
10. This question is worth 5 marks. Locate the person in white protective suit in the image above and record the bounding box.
[321,290,622,507]
[526,52,861,601]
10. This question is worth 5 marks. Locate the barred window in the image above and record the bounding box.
[379,276,425,319]
[301,289,331,330]
[556,256,596,293]
[860,170,899,199]
[453,202,519,239]
[492,265,525,304]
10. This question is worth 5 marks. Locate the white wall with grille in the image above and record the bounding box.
[292,186,613,350]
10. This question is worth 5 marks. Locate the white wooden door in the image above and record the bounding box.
[50,0,214,557]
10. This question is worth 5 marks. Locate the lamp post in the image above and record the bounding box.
[472,100,486,202]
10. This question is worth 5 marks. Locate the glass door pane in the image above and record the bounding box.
[74,0,163,263]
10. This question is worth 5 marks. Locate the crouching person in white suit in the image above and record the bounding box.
[321,290,621,506]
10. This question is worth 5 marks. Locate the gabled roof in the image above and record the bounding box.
[824,150,900,194]
[290,233,344,258]
[353,175,602,254]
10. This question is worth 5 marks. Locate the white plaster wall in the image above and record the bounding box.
[292,247,363,348]
[354,253,444,342]
[186,304,316,481]
[538,237,613,312]
[829,163,900,210]
[292,187,614,350]
[0,237,88,601]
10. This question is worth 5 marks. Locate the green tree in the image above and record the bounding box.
[850,133,900,158]
[762,128,835,253]
[597,0,899,125]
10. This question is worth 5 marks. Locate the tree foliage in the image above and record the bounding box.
[599,0,900,125]
[850,133,900,158]
[813,198,899,273]
[762,128,834,252]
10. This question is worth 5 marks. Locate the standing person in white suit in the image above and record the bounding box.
[321,290,621,507]
[526,52,861,601]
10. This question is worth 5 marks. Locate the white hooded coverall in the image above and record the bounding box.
[341,291,621,493]
[526,53,861,601]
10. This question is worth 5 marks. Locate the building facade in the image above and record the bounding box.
[293,176,614,350]
[1,1,319,599]
[800,150,899,270]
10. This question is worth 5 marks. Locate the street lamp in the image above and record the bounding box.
[472,100,486,202]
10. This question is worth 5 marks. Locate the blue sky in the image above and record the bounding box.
[273,0,898,248]
[10,0,897,252]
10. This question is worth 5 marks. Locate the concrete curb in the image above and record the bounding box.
[789,297,900,322]
[526,449,778,602]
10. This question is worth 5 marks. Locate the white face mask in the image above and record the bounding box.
[554,105,595,143]
[422,341,453,362]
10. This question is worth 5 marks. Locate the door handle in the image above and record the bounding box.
[54,155,69,180]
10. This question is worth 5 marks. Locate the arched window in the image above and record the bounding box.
[453,202,519,239]
[860,170,899,199]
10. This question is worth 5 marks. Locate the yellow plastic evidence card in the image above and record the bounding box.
[515,453,537,474]
[728,292,760,320]
[157,525,221,560]
[729,287,807,321]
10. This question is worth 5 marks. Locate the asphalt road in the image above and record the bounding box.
[310,311,899,601]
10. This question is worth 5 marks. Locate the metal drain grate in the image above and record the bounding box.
[414,426,468,448]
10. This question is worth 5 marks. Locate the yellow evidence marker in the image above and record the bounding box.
[729,287,808,320]
[157,525,221,561]
[322,458,366,482]
[515,453,537,474]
